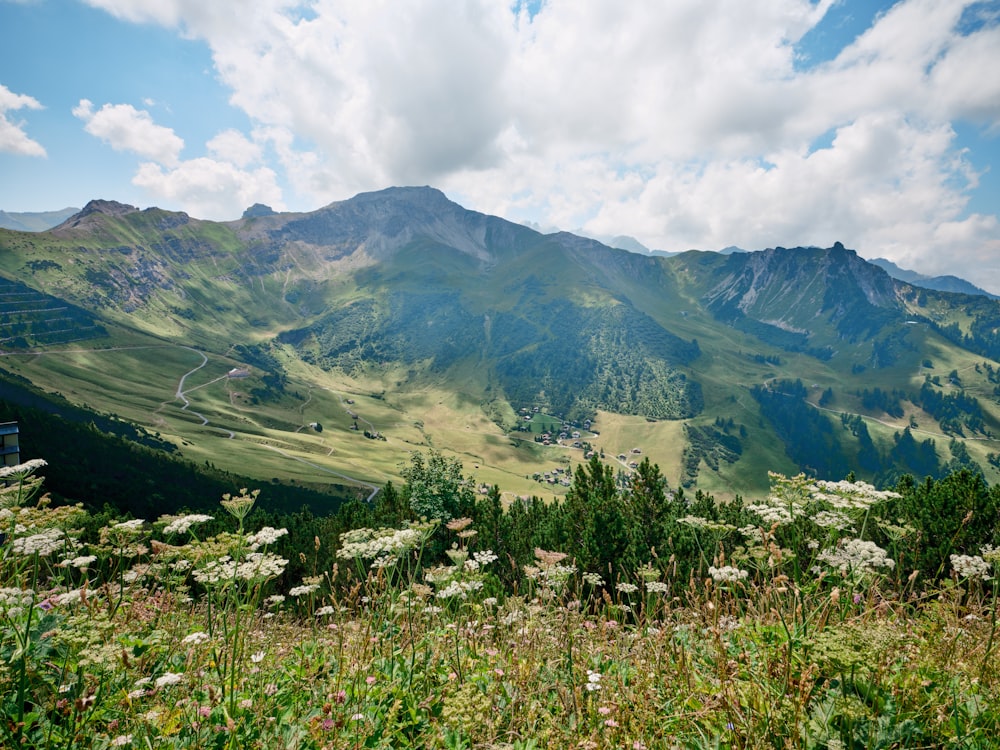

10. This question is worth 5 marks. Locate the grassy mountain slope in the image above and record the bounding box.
[2,187,1000,498]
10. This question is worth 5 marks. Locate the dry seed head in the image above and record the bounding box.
[446,517,473,532]
[534,548,568,567]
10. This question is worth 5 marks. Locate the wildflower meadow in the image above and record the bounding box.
[3,454,1000,748]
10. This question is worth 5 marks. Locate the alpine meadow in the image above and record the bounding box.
[3,188,1000,746]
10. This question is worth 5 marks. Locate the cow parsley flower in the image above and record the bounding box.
[11,528,65,557]
[582,572,605,587]
[816,538,894,576]
[708,566,749,583]
[436,580,484,599]
[55,589,83,606]
[337,526,426,561]
[161,514,214,536]
[0,458,47,480]
[951,554,992,581]
[473,550,498,566]
[812,510,854,531]
[0,587,35,618]
[113,519,146,534]
[154,672,183,689]
[248,526,288,548]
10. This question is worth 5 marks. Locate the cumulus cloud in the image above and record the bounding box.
[133,157,283,220]
[82,0,1000,286]
[206,129,262,168]
[73,99,184,166]
[0,83,46,157]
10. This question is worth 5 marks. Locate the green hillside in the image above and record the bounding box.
[3,187,1000,500]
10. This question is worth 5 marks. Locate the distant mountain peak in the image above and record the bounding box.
[868,257,997,299]
[242,203,277,219]
[0,207,79,232]
[52,200,140,231]
[76,200,139,219]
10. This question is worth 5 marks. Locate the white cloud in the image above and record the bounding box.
[82,0,1000,287]
[132,157,283,220]
[0,83,45,157]
[73,99,184,166]
[206,129,261,168]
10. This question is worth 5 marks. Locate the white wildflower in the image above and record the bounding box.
[615,582,639,594]
[746,503,795,526]
[337,525,426,560]
[679,515,737,532]
[473,550,498,566]
[181,632,210,645]
[161,514,214,536]
[708,565,749,583]
[154,672,183,689]
[816,538,894,576]
[812,510,854,531]
[289,583,319,597]
[193,552,287,584]
[436,580,484,600]
[247,526,288,548]
[0,458,47,479]
[0,587,34,618]
[11,528,65,557]
[951,554,992,581]
[65,555,97,569]
[113,519,146,534]
[585,670,602,691]
[645,581,669,594]
[811,479,899,511]
[55,589,83,606]
[582,572,605,587]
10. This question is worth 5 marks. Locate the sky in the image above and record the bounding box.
[1,0,999,290]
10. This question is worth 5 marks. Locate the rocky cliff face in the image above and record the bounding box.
[702,242,905,342]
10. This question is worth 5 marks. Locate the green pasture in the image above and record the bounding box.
[0,343,578,500]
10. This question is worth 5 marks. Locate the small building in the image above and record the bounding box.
[0,422,19,467]
[227,367,250,378]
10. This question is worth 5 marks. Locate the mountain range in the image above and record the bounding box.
[2,186,1000,497]
[0,207,79,233]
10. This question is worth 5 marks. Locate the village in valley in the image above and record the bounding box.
[511,405,645,489]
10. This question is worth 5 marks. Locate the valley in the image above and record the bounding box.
[3,187,1000,505]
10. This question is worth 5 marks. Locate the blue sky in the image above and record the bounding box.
[1,0,999,290]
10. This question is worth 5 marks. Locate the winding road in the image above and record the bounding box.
[171,347,236,438]
[2,342,381,499]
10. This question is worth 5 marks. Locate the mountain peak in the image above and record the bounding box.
[77,200,139,219]
[242,203,277,219]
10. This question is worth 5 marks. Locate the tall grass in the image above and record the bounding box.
[2,460,999,748]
